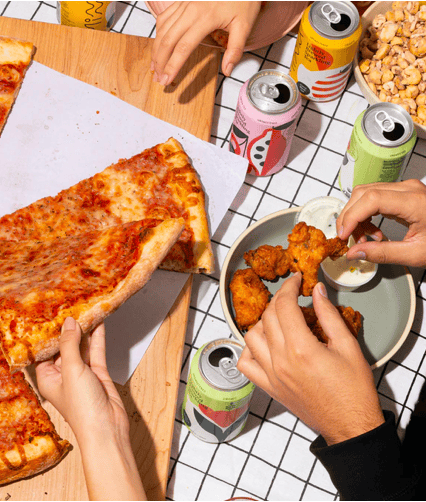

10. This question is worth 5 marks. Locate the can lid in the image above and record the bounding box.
[362,103,414,147]
[200,339,249,390]
[247,70,299,114]
[309,1,360,39]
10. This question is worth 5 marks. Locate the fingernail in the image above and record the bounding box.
[371,234,381,241]
[351,251,366,260]
[150,61,155,72]
[338,225,344,238]
[317,282,328,298]
[225,63,234,76]
[160,74,169,86]
[63,317,76,332]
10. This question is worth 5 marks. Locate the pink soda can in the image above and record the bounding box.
[229,70,301,176]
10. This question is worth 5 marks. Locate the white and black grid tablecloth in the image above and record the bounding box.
[2,2,426,501]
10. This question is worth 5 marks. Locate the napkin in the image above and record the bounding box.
[0,62,248,383]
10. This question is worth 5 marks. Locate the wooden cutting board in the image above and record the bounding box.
[0,17,220,501]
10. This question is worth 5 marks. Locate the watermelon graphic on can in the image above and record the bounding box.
[229,70,301,177]
[182,339,255,443]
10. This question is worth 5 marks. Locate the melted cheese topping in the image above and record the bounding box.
[0,356,59,454]
[0,221,153,360]
[0,140,204,271]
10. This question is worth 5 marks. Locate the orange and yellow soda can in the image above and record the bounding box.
[290,1,362,102]
[56,1,116,31]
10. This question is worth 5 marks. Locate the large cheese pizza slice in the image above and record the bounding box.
[0,353,71,485]
[0,36,34,134]
[0,218,184,370]
[0,137,214,274]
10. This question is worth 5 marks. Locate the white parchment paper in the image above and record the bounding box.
[0,62,248,383]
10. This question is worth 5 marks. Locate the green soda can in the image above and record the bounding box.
[339,103,416,198]
[182,338,255,443]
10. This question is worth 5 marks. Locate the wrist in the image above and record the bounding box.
[322,410,385,446]
[77,426,146,500]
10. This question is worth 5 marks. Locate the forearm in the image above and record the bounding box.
[77,428,147,501]
[310,411,421,500]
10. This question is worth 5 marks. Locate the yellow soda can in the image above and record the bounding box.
[56,1,116,31]
[290,1,362,102]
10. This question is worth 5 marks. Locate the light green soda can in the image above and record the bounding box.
[182,338,255,443]
[339,103,416,198]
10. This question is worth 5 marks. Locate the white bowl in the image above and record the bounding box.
[353,1,426,139]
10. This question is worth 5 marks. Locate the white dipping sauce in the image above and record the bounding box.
[321,254,377,286]
[297,196,345,239]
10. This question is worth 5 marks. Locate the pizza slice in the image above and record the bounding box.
[0,36,34,135]
[0,218,184,370]
[0,353,71,485]
[0,138,214,274]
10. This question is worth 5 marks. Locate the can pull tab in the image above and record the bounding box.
[375,111,395,132]
[219,357,241,381]
[259,83,280,100]
[321,3,341,24]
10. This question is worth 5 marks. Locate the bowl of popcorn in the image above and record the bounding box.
[354,1,426,139]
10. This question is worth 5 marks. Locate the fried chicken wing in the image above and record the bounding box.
[301,306,362,344]
[244,245,291,281]
[230,268,271,332]
[287,222,348,296]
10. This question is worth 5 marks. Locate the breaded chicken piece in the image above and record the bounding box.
[230,268,271,332]
[244,244,291,281]
[287,222,348,296]
[301,306,362,344]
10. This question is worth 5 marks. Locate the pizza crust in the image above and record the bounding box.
[157,138,214,273]
[0,435,71,486]
[0,36,34,65]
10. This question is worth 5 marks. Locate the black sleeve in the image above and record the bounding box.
[310,410,423,500]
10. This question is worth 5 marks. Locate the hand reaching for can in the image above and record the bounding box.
[337,179,426,268]
[151,1,262,86]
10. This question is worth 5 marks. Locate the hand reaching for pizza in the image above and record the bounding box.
[151,1,262,85]
[237,273,385,446]
[36,318,146,501]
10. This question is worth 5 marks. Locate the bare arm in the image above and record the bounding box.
[36,318,146,501]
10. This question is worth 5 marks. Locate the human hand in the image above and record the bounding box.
[36,318,129,442]
[336,179,426,268]
[237,273,384,445]
[151,1,261,85]
[36,318,146,500]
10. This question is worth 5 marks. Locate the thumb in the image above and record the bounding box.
[312,283,355,346]
[346,240,419,266]
[222,23,249,76]
[59,317,85,371]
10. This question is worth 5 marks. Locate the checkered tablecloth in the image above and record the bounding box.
[2,2,426,501]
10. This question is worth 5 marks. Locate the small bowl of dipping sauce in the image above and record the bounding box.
[321,236,378,292]
[296,196,345,238]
